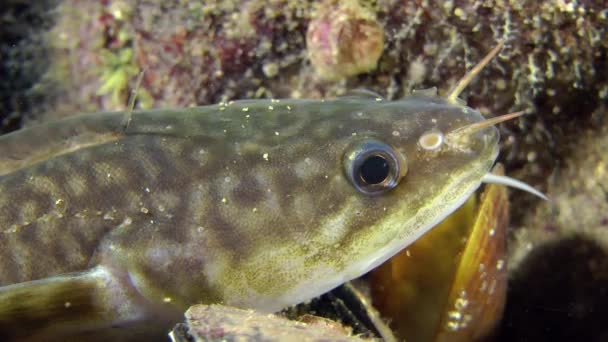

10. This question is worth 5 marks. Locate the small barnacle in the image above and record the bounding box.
[306,0,384,80]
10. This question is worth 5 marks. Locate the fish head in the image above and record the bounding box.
[199,95,500,311]
[301,94,500,274]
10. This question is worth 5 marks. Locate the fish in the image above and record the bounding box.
[0,43,543,340]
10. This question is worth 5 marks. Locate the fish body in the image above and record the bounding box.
[0,95,498,340]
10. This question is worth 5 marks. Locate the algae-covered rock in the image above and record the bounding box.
[0,0,58,133]
[306,0,384,80]
[170,304,374,342]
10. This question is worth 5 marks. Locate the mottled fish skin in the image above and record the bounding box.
[0,96,498,340]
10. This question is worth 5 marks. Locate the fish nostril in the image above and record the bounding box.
[419,130,444,151]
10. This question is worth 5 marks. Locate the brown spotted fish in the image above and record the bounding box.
[0,43,543,340]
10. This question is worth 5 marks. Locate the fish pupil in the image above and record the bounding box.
[359,155,389,185]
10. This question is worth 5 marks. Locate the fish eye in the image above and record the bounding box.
[344,139,406,195]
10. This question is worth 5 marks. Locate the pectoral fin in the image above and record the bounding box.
[0,265,176,341]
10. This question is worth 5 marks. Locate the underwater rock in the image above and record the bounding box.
[170,304,374,342]
[499,235,608,341]
[0,0,57,133]
[509,114,608,269]
[40,1,608,108]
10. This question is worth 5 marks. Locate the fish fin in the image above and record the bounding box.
[482,173,549,201]
[0,265,175,341]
